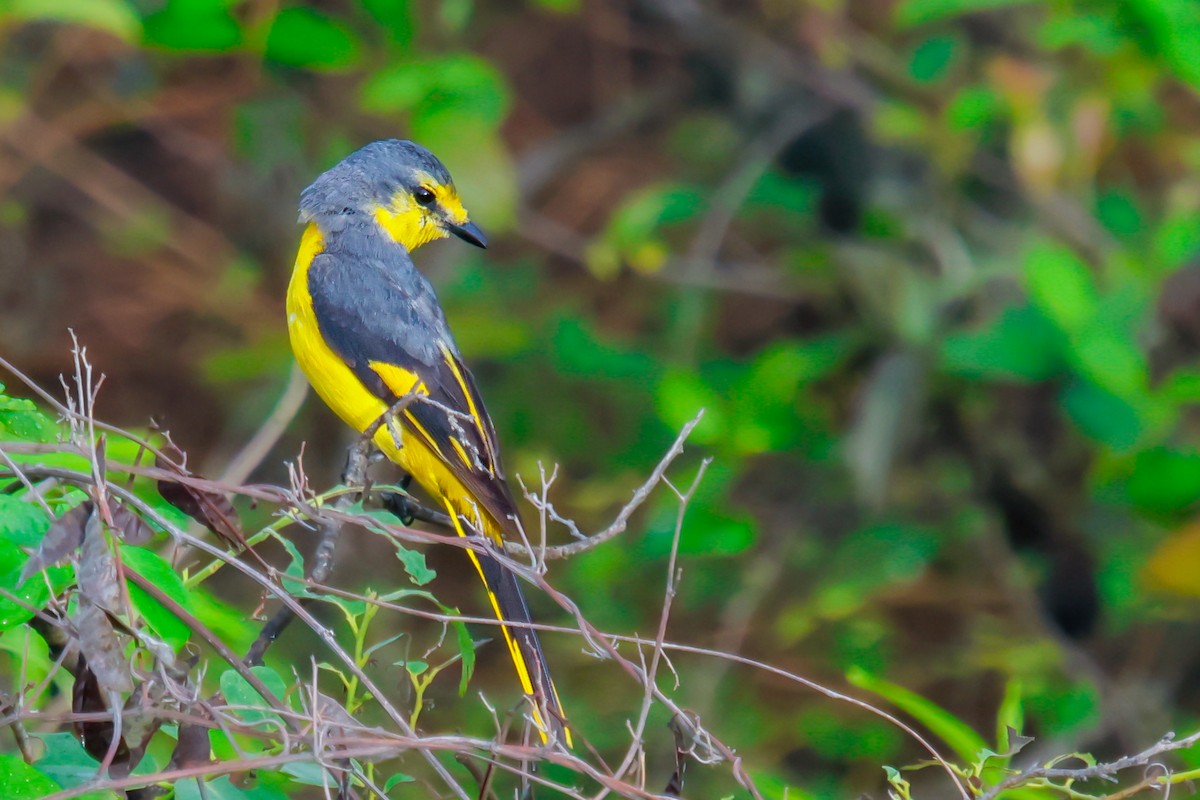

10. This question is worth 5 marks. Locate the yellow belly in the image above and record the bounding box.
[285,223,475,516]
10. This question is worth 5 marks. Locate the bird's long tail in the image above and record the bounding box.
[445,503,571,746]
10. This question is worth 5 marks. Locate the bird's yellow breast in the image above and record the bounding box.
[285,222,488,527]
[287,224,388,440]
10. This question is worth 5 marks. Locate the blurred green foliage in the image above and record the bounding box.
[2,0,1200,797]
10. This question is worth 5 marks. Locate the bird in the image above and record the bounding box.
[285,139,569,745]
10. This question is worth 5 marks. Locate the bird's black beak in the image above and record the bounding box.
[447,219,488,249]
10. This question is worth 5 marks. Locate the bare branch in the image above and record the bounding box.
[514,410,705,559]
[607,458,711,797]
[981,731,1200,800]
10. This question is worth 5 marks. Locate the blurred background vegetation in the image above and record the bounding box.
[4,0,1200,796]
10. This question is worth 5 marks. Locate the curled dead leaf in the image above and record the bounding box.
[154,452,246,550]
[20,501,90,584]
[71,655,130,764]
[78,510,121,614]
[74,604,133,695]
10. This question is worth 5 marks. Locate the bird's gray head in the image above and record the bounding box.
[298,139,487,250]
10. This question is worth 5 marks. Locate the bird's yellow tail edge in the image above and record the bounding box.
[443,500,573,748]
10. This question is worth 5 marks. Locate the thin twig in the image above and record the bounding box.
[514,411,704,559]
[981,731,1200,800]
[606,459,711,796]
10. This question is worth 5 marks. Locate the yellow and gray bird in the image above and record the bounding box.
[285,139,569,744]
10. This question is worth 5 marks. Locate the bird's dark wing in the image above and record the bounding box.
[306,242,570,745]
[306,248,521,537]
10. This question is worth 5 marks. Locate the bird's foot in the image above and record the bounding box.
[381,491,418,526]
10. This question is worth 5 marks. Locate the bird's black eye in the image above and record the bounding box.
[414,186,436,206]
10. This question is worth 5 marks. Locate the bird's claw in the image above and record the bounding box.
[381,491,418,526]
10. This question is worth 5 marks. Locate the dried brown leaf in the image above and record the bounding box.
[78,509,121,613]
[116,681,167,773]
[154,453,246,550]
[110,501,154,546]
[316,691,357,735]
[19,501,91,584]
[168,719,212,769]
[71,655,130,764]
[74,604,133,695]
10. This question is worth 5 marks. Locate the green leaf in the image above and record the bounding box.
[656,370,726,445]
[1126,448,1200,514]
[945,85,1001,130]
[0,391,59,443]
[1095,191,1143,238]
[0,495,50,548]
[795,706,903,761]
[666,507,752,560]
[220,665,289,727]
[1058,379,1142,451]
[995,679,1025,755]
[1069,321,1147,400]
[280,761,337,787]
[743,337,850,399]
[0,754,61,799]
[175,776,279,800]
[394,543,436,586]
[722,339,848,456]
[1037,12,1123,54]
[846,666,989,763]
[598,182,704,271]
[895,0,1037,27]
[1024,243,1098,332]
[277,534,306,594]
[585,179,700,277]
[141,0,243,51]
[909,36,958,83]
[0,623,51,687]
[10,0,141,41]
[360,54,510,126]
[265,7,360,69]
[1153,213,1200,271]
[1123,0,1200,90]
[367,586,474,692]
[32,732,126,799]
[449,610,475,695]
[744,170,818,218]
[360,63,437,115]
[384,772,417,790]
[0,539,52,630]
[189,589,257,654]
[360,0,414,47]
[550,317,661,382]
[1024,680,1099,737]
[123,546,192,651]
[873,100,928,142]
[941,305,1064,381]
[641,465,756,557]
